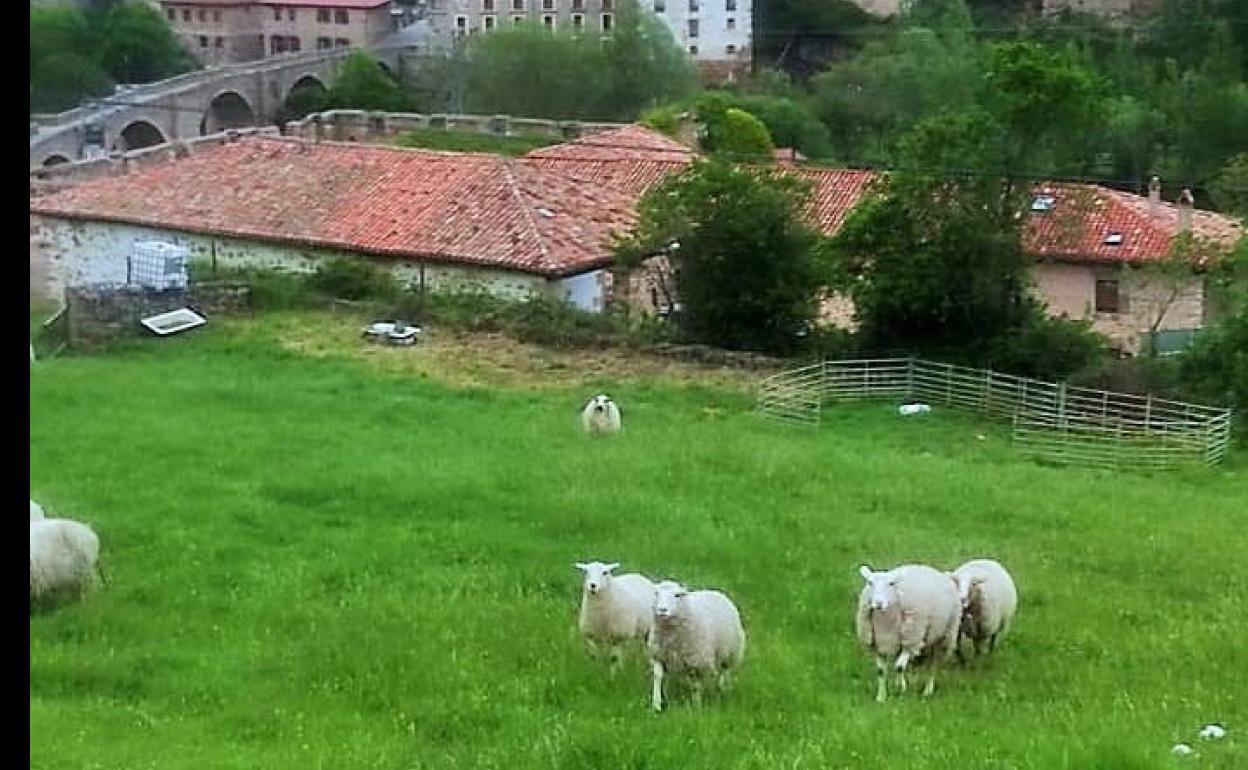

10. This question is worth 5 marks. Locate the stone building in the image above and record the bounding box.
[158,0,395,65]
[428,0,751,81]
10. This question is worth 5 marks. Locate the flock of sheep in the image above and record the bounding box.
[573,556,1018,710]
[29,499,102,609]
[32,393,1019,714]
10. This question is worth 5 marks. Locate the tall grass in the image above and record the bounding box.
[29,325,1247,769]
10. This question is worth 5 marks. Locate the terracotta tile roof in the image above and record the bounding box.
[30,138,637,277]
[524,157,690,198]
[527,125,699,162]
[789,167,878,236]
[1024,184,1244,265]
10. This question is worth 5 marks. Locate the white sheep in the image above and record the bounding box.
[30,517,101,607]
[30,499,46,522]
[648,580,746,711]
[575,561,656,669]
[581,394,622,436]
[951,558,1018,661]
[856,564,961,702]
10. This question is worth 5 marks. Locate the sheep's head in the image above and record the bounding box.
[588,394,612,414]
[575,561,620,596]
[654,580,689,620]
[859,565,899,612]
[953,571,984,608]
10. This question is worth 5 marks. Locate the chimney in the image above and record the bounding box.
[1148,175,1161,205]
[1177,188,1194,232]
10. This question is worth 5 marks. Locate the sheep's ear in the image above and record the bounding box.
[858,565,873,581]
[574,562,589,571]
[604,562,620,573]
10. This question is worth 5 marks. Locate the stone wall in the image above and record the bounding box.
[282,110,626,143]
[65,282,251,350]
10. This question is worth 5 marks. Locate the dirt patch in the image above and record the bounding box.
[243,312,772,391]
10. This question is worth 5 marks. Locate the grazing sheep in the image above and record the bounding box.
[575,561,656,669]
[951,558,1018,661]
[581,394,622,436]
[856,564,961,702]
[30,499,45,522]
[648,580,746,711]
[30,518,101,607]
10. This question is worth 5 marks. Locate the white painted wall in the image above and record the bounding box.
[32,217,575,307]
[651,0,751,64]
[557,269,607,312]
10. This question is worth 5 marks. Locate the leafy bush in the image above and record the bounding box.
[986,312,1107,381]
[307,258,400,302]
[1178,298,1248,440]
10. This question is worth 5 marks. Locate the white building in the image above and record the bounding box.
[650,0,751,81]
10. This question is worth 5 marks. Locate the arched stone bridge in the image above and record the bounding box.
[29,46,406,170]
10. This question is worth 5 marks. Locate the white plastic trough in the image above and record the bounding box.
[140,308,207,336]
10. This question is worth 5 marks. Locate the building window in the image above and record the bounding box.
[455,15,467,35]
[512,14,525,24]
[289,8,296,20]
[601,13,611,31]
[199,35,209,47]
[688,18,698,37]
[215,36,224,48]
[336,9,349,23]
[318,8,331,22]
[688,0,698,11]
[602,0,612,9]
[271,35,284,53]
[484,0,495,10]
[572,0,584,8]
[289,36,301,52]
[273,8,281,21]
[572,13,583,31]
[214,10,222,22]
[725,0,735,9]
[182,9,192,21]
[484,14,496,29]
[543,14,555,29]
[1095,278,1121,314]
[167,8,175,21]
[688,44,697,54]
[335,37,350,46]
[725,43,736,54]
[654,0,665,10]
[317,36,332,49]
[198,9,208,22]
[542,0,553,10]
[726,17,734,30]
[512,0,524,9]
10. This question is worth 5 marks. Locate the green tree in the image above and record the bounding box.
[1210,153,1248,217]
[328,52,410,111]
[715,108,775,161]
[98,1,191,84]
[614,159,823,353]
[462,1,695,121]
[30,53,115,114]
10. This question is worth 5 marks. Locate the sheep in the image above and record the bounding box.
[951,558,1018,662]
[30,517,101,608]
[575,561,656,670]
[30,499,45,522]
[856,564,961,702]
[648,580,746,711]
[581,394,622,436]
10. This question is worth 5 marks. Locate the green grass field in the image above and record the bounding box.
[29,314,1247,769]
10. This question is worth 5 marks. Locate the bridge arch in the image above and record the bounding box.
[287,74,328,102]
[40,154,71,167]
[116,120,168,152]
[200,90,258,135]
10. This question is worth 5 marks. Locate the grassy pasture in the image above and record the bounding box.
[29,314,1247,769]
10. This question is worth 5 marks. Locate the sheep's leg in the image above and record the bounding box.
[608,646,624,677]
[874,657,888,703]
[972,637,985,658]
[650,660,664,712]
[894,650,912,695]
[923,656,939,697]
[690,679,704,709]
[989,633,999,655]
[954,632,967,666]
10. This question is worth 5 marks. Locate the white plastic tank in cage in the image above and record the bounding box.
[129,241,190,290]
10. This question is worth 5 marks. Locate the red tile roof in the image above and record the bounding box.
[30,138,637,277]
[1023,184,1244,265]
[528,125,698,163]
